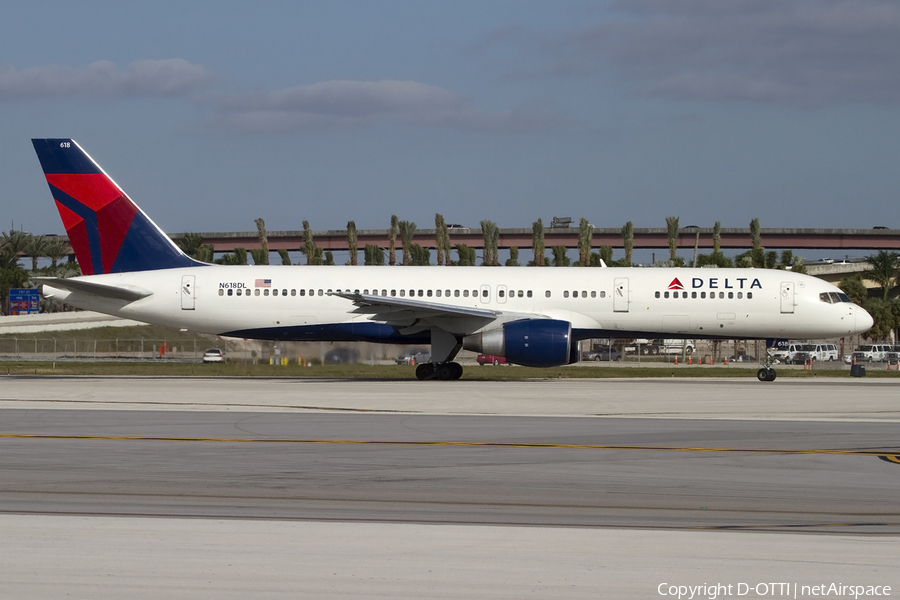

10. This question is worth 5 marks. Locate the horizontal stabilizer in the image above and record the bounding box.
[35,277,153,302]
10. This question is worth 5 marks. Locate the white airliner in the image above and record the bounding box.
[31,138,873,381]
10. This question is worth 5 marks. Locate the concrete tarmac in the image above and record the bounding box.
[1,376,898,598]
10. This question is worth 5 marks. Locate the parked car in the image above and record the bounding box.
[477,354,507,366]
[727,354,757,363]
[324,347,360,364]
[202,348,225,363]
[583,347,622,362]
[395,350,430,365]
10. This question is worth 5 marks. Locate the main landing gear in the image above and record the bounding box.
[416,362,464,381]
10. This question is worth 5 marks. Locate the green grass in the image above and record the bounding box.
[1,361,897,379]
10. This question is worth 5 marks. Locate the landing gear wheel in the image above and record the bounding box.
[419,362,463,381]
[450,362,463,380]
[416,363,435,380]
[757,368,776,382]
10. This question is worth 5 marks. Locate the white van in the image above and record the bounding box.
[850,344,892,362]
[773,343,803,364]
[813,343,838,361]
[775,342,838,363]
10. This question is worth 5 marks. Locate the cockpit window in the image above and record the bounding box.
[821,291,853,304]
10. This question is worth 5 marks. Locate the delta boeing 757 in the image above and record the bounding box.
[31,139,873,381]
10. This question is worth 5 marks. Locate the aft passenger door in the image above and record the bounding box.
[613,277,629,313]
[181,275,196,310]
[780,282,794,314]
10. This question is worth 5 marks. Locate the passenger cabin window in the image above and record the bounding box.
[218,289,224,296]
[499,290,505,298]
[227,289,233,296]
[463,290,469,297]
[563,291,569,298]
[545,290,551,298]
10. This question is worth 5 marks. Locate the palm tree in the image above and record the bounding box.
[409,244,431,265]
[621,221,633,266]
[302,220,321,265]
[455,244,476,266]
[865,250,900,300]
[364,244,384,265]
[176,233,205,258]
[254,218,269,265]
[434,214,447,266]
[197,245,215,263]
[551,245,570,266]
[480,220,498,266]
[398,221,416,265]
[505,247,520,267]
[577,218,593,266]
[346,221,358,266]
[250,248,267,265]
[23,234,47,271]
[277,249,291,265]
[665,216,679,261]
[388,215,398,266]
[749,218,764,268]
[44,237,70,269]
[531,219,545,267]
[712,221,722,254]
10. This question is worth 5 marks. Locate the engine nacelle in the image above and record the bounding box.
[463,319,573,368]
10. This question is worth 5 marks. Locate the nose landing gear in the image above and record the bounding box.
[756,367,776,382]
[757,347,777,381]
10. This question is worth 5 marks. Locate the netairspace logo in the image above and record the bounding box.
[657,582,891,599]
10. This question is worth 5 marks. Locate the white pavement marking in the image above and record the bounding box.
[1,376,899,421]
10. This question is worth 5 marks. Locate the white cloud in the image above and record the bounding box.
[0,59,214,100]
[213,79,553,132]
[477,0,900,106]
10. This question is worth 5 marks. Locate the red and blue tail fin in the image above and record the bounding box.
[32,138,204,274]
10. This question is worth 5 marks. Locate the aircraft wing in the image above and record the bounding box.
[35,277,153,302]
[334,292,499,333]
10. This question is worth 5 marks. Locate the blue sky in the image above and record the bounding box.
[2,0,899,243]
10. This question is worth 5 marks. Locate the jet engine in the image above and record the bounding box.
[462,319,577,368]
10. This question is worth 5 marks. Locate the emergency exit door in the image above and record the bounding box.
[613,277,629,312]
[780,282,794,314]
[181,275,196,310]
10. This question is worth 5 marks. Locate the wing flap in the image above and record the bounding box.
[334,292,498,332]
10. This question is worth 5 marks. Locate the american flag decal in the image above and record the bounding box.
[255,279,272,288]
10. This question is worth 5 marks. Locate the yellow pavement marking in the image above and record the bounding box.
[1,433,898,458]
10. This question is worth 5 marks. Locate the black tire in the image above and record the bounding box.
[492,359,500,366]
[757,368,769,382]
[416,363,434,380]
[685,347,693,356]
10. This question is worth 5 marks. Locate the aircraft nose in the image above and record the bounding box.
[856,307,874,334]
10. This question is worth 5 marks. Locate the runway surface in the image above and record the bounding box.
[2,409,900,531]
[1,376,898,597]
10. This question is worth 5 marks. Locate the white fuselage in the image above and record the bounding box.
[43,265,871,343]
